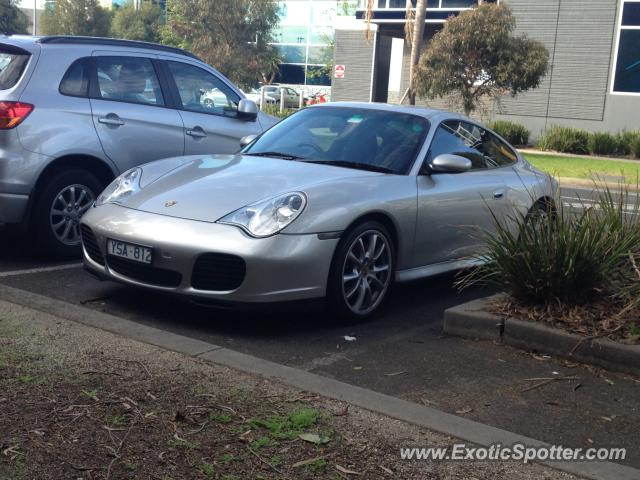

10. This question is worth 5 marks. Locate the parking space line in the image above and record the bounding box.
[0,263,83,278]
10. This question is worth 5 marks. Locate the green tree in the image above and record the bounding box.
[111,1,163,43]
[0,0,28,34]
[40,0,111,37]
[415,3,549,116]
[162,0,280,88]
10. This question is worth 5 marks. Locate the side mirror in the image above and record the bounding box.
[239,134,258,148]
[237,99,258,121]
[429,154,472,174]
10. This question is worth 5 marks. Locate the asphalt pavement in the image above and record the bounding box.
[1,186,638,469]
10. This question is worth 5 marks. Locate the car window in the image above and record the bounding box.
[95,57,164,106]
[426,120,487,170]
[0,48,30,90]
[243,107,429,175]
[479,130,518,167]
[167,61,240,116]
[60,58,90,97]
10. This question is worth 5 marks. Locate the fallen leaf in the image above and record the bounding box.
[601,416,613,422]
[384,371,407,376]
[343,336,357,342]
[299,433,331,445]
[353,366,363,371]
[379,465,393,474]
[336,464,361,476]
[604,378,615,385]
[456,407,473,414]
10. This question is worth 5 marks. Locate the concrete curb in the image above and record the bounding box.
[1,283,639,480]
[444,296,640,377]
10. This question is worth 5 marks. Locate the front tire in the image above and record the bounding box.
[327,221,394,321]
[33,169,103,258]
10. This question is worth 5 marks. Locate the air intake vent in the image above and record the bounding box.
[80,225,104,265]
[191,253,246,291]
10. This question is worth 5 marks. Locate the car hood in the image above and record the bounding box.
[120,154,380,223]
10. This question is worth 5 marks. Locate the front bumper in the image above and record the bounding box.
[80,204,339,303]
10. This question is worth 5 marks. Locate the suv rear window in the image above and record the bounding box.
[0,47,30,90]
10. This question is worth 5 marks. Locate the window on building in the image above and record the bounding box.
[613,1,640,94]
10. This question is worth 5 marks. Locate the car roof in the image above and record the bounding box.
[311,102,467,121]
[1,35,199,60]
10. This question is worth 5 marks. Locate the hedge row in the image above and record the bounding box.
[537,125,640,158]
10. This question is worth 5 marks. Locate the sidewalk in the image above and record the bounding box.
[0,299,581,480]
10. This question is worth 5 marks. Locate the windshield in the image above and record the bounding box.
[0,48,30,90]
[243,107,429,175]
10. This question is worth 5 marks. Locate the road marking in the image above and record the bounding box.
[0,263,83,278]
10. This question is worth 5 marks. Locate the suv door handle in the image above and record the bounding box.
[98,115,125,127]
[186,127,207,138]
[494,189,505,199]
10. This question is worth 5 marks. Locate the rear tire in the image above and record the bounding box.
[327,220,394,322]
[33,169,103,258]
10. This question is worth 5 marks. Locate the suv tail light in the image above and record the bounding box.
[0,102,34,129]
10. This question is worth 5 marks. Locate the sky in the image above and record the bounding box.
[17,0,47,8]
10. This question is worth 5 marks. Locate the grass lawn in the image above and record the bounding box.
[523,152,640,184]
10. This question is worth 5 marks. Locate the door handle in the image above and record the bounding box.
[98,115,125,127]
[186,127,207,138]
[494,190,505,199]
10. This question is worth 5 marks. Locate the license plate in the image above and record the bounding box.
[107,239,153,264]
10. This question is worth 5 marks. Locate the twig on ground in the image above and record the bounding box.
[521,375,578,393]
[246,445,283,474]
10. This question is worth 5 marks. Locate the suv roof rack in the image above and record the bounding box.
[37,36,201,60]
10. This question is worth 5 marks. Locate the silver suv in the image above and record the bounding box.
[0,35,275,257]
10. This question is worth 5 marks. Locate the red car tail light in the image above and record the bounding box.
[0,101,34,129]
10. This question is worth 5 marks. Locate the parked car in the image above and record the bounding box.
[261,85,300,108]
[0,35,275,256]
[241,88,277,106]
[80,103,556,320]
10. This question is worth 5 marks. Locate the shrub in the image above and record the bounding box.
[459,185,640,312]
[489,120,530,146]
[260,104,296,119]
[615,130,640,156]
[587,132,619,156]
[631,136,640,160]
[537,125,590,154]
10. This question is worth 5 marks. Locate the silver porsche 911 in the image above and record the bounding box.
[80,102,555,320]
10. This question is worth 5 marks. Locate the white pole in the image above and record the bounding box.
[260,87,265,110]
[299,88,304,109]
[280,88,285,114]
[33,0,37,35]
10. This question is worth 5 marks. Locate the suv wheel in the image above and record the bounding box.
[327,221,394,322]
[33,169,103,258]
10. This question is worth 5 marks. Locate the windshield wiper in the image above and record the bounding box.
[244,151,303,160]
[302,160,394,174]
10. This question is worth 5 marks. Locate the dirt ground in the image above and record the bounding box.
[0,299,580,480]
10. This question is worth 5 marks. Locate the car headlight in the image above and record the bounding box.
[218,192,307,238]
[95,168,142,206]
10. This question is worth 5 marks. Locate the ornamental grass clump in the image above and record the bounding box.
[459,184,640,319]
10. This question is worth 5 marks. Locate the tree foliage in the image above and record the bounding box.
[111,1,163,43]
[415,4,549,115]
[40,0,111,37]
[162,0,280,88]
[0,0,28,34]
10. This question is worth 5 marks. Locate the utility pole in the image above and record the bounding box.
[33,0,37,35]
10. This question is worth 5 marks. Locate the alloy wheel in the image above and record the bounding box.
[49,184,95,246]
[341,230,392,315]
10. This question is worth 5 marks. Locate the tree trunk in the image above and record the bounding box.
[408,0,427,105]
